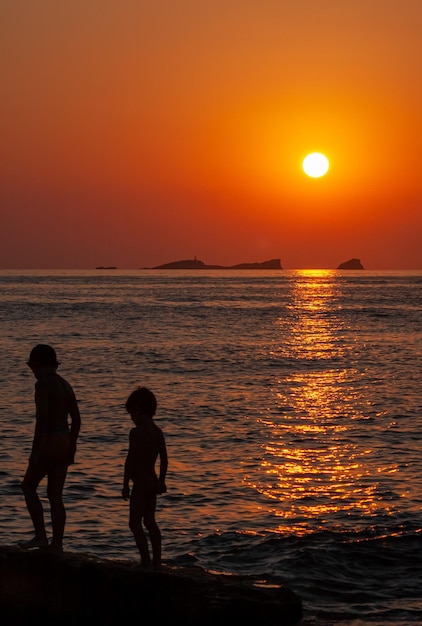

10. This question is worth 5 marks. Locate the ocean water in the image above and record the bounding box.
[0,269,421,625]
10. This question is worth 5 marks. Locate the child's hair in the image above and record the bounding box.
[125,386,157,417]
[28,344,59,367]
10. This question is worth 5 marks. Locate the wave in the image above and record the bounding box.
[172,525,422,624]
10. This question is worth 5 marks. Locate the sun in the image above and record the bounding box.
[302,152,329,178]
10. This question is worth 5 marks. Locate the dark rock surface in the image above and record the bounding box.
[0,546,302,626]
[337,258,364,269]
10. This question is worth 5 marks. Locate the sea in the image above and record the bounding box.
[0,269,421,625]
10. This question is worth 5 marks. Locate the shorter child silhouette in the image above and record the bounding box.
[122,386,168,568]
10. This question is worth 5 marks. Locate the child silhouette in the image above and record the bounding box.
[122,386,168,568]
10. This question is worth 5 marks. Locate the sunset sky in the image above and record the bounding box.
[1,1,421,269]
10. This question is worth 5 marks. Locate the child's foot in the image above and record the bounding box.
[48,542,63,554]
[132,562,151,570]
[18,535,48,549]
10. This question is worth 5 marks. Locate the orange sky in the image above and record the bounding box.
[1,1,421,269]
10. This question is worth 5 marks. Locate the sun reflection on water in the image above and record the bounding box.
[249,270,398,533]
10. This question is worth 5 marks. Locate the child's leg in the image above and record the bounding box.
[21,463,48,544]
[47,463,68,552]
[129,496,151,565]
[144,513,162,568]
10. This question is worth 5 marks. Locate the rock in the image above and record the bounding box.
[337,258,364,269]
[0,546,302,626]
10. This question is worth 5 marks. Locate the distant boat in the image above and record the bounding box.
[96,266,117,269]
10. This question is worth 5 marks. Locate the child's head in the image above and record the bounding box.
[27,344,59,369]
[126,387,157,422]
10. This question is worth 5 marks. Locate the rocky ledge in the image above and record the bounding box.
[0,545,302,626]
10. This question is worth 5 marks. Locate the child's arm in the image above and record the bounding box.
[122,478,130,500]
[69,390,81,443]
[157,430,168,494]
[122,429,136,500]
[31,382,49,455]
[122,454,131,500]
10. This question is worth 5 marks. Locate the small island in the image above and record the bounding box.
[337,258,364,270]
[149,258,283,270]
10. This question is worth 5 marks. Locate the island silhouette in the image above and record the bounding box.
[336,258,364,269]
[146,257,365,270]
[148,258,283,270]
[95,257,365,270]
